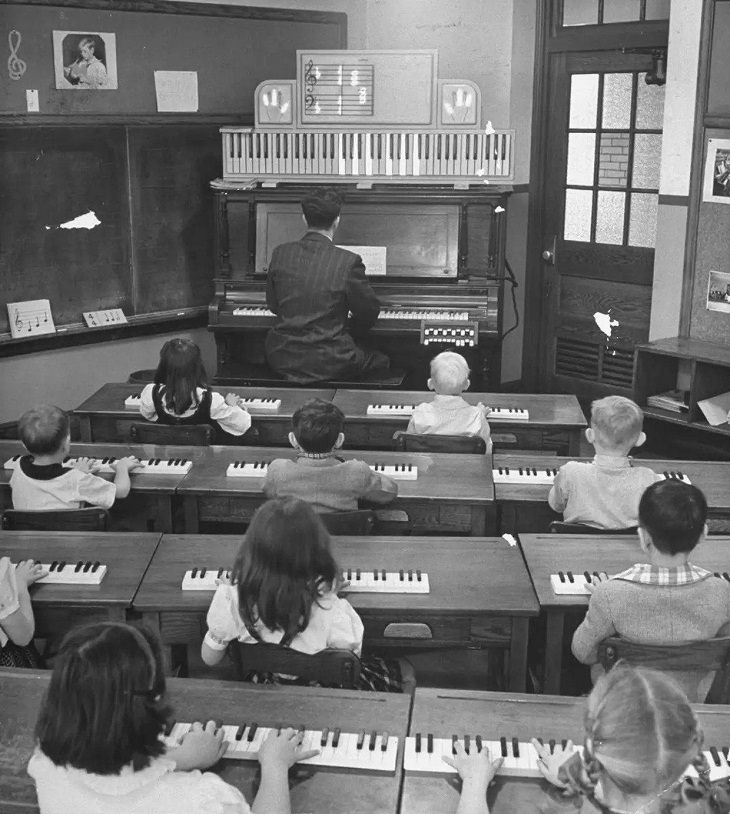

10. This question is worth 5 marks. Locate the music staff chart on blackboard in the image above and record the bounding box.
[303,60,374,117]
[7,300,56,339]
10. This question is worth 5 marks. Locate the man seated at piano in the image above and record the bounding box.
[265,187,390,384]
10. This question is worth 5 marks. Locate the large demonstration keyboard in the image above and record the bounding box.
[492,465,691,486]
[15,560,107,585]
[551,569,730,596]
[3,455,192,476]
[366,404,529,421]
[404,734,730,782]
[226,461,418,480]
[169,720,398,773]
[124,393,281,413]
[181,567,430,593]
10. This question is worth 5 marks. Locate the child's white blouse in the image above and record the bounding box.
[138,385,251,436]
[204,583,364,655]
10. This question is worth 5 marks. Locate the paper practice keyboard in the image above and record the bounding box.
[169,721,398,773]
[233,306,276,318]
[124,393,281,412]
[493,466,691,486]
[4,455,192,475]
[124,394,142,409]
[182,567,430,594]
[15,560,107,585]
[404,736,730,781]
[226,461,418,480]
[550,571,611,595]
[365,404,529,420]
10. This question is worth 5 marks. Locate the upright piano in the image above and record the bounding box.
[208,49,514,389]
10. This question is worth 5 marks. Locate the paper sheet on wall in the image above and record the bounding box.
[154,71,199,112]
[336,245,387,276]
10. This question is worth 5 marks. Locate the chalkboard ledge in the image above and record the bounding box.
[0,307,207,358]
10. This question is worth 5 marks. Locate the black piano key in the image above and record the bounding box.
[710,746,721,766]
[567,571,574,583]
[512,738,520,757]
[74,561,83,572]
[235,725,245,741]
[50,560,58,571]
[83,561,92,572]
[549,739,556,753]
[584,571,591,582]
[356,730,365,750]
[247,723,258,742]
[333,728,341,748]
[561,739,568,750]
[464,734,470,754]
[58,561,66,571]
[475,735,483,753]
[381,569,386,580]
[500,736,508,757]
[381,732,388,752]
[415,732,422,753]
[417,570,422,581]
[408,570,413,581]
[92,561,100,572]
[356,568,361,579]
[369,731,377,751]
[200,568,207,578]
[320,728,329,748]
[427,733,433,754]
[452,735,458,755]
[373,569,378,580]
[558,571,565,582]
[722,746,729,760]
[165,719,176,736]
[399,569,404,581]
[217,568,223,579]
[191,567,197,578]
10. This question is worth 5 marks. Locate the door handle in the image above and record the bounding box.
[542,235,557,265]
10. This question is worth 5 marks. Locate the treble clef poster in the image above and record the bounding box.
[7,299,56,339]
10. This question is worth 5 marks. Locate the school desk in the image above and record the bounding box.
[400,687,730,814]
[0,669,409,814]
[493,453,730,534]
[133,534,537,692]
[332,389,587,453]
[0,530,160,640]
[0,439,207,533]
[520,533,730,695]
[74,382,336,445]
[176,446,496,535]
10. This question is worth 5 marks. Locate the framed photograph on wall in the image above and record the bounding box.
[53,31,118,90]
[703,138,730,203]
[706,269,730,314]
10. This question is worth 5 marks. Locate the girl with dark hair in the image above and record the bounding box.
[201,497,410,692]
[29,622,316,814]
[138,338,251,437]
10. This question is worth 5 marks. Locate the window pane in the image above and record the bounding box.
[598,132,629,187]
[602,74,633,129]
[596,190,625,244]
[564,188,593,241]
[632,134,662,188]
[567,133,596,185]
[645,0,670,19]
[636,77,665,129]
[563,0,598,25]
[603,0,640,22]
[570,74,599,129]
[629,193,658,247]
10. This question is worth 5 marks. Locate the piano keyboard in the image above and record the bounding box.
[226,461,418,480]
[125,394,141,409]
[367,404,416,416]
[182,567,232,590]
[3,455,192,476]
[124,393,280,413]
[233,306,276,318]
[492,466,559,485]
[344,568,430,593]
[380,309,469,322]
[169,721,398,773]
[16,560,107,585]
[404,736,730,782]
[221,128,514,183]
[550,571,610,596]
[365,404,530,421]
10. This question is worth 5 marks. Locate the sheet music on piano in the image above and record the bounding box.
[7,299,56,339]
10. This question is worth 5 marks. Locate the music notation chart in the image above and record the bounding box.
[7,299,56,339]
[304,59,374,117]
[83,309,128,328]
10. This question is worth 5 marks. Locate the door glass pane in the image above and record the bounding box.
[632,134,662,188]
[596,190,625,244]
[598,132,629,187]
[636,77,665,129]
[645,0,670,19]
[564,189,593,241]
[629,193,658,247]
[603,0,640,23]
[602,74,633,129]
[563,0,598,25]
[567,133,596,185]
[570,74,599,128]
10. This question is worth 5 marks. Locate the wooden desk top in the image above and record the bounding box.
[0,669,409,814]
[175,445,494,504]
[0,440,208,494]
[74,382,335,419]
[0,531,160,610]
[333,390,587,428]
[520,533,730,611]
[134,535,537,618]
[493,453,730,508]
[402,688,730,814]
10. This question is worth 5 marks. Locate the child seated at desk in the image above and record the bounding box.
[138,338,251,437]
[548,395,658,530]
[29,621,315,814]
[0,557,46,667]
[10,405,138,511]
[572,480,730,702]
[263,399,397,513]
[406,351,492,452]
[201,497,409,692]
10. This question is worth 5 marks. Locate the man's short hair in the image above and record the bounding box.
[292,399,345,453]
[301,187,342,229]
[590,396,644,449]
[18,405,70,455]
[638,480,707,555]
[430,351,470,394]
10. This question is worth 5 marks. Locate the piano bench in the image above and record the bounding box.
[213,364,406,390]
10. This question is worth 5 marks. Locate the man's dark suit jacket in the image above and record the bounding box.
[265,231,381,383]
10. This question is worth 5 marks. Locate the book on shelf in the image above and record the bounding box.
[646,390,689,414]
[697,391,730,427]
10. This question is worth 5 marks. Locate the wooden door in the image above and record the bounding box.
[539,50,666,398]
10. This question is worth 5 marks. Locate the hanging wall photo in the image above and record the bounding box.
[703,138,730,203]
[53,31,118,90]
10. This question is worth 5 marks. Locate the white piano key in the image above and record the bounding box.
[337,133,346,176]
[384,132,393,176]
[352,132,360,176]
[413,132,421,176]
[364,132,373,175]
[398,133,407,176]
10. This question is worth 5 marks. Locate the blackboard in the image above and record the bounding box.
[0,1,345,341]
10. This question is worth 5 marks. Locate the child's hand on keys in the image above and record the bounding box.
[258,728,319,772]
[14,559,48,587]
[530,738,575,789]
[477,402,491,417]
[169,720,228,771]
[333,572,351,593]
[443,741,503,785]
[73,456,101,474]
[111,456,141,474]
[585,573,609,595]
[225,393,248,410]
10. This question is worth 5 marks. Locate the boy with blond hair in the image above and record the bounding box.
[406,351,492,452]
[548,395,659,530]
